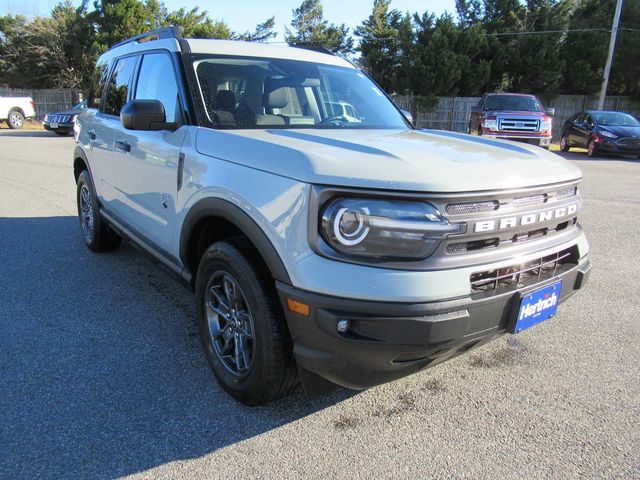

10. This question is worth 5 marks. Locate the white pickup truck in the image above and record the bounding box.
[0,96,36,129]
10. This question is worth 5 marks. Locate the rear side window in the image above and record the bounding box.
[87,63,108,109]
[103,56,137,116]
[135,53,180,123]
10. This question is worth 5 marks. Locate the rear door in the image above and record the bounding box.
[98,55,139,210]
[113,51,188,255]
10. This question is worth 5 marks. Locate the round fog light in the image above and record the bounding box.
[337,319,350,333]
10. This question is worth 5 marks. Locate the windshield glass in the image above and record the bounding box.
[73,101,87,110]
[592,112,639,127]
[193,55,409,129]
[484,95,543,112]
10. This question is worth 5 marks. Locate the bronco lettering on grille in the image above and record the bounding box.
[474,204,578,233]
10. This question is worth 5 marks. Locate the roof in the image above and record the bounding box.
[485,92,538,97]
[97,34,354,70]
[186,40,354,68]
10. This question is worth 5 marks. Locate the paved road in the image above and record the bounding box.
[1,130,638,479]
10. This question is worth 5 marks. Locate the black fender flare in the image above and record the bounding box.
[179,197,292,285]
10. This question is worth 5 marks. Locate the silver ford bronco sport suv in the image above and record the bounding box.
[74,28,591,405]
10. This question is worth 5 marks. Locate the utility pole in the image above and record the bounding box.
[598,0,623,110]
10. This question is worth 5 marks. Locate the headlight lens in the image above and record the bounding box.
[600,130,617,138]
[541,119,552,132]
[482,119,498,131]
[320,198,465,260]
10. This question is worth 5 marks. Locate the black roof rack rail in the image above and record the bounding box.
[291,43,336,56]
[110,26,184,50]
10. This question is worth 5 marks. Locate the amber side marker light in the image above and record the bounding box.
[287,298,310,316]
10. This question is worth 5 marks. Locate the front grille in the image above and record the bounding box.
[47,114,71,123]
[469,246,579,296]
[616,137,640,149]
[498,117,540,132]
[446,200,498,215]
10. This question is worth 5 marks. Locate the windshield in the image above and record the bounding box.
[484,95,543,112]
[592,112,639,127]
[73,101,87,110]
[193,55,409,129]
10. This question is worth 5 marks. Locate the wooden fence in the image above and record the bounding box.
[393,94,640,140]
[0,87,81,119]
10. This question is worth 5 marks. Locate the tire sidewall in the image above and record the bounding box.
[196,242,276,402]
[8,110,24,129]
[76,171,100,250]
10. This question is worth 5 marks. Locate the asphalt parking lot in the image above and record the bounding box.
[1,129,638,479]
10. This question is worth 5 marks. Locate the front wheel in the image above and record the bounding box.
[196,238,298,405]
[559,135,570,152]
[587,139,598,157]
[7,110,24,129]
[76,171,121,252]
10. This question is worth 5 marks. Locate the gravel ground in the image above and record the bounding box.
[1,130,638,479]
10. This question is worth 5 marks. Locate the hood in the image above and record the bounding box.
[195,128,582,193]
[599,125,640,138]
[47,108,82,116]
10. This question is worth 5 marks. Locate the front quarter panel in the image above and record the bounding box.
[175,127,312,281]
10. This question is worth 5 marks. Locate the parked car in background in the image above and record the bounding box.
[560,110,640,158]
[469,93,554,149]
[43,101,87,136]
[0,96,36,129]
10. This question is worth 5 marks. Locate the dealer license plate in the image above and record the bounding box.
[50,123,58,128]
[514,281,562,333]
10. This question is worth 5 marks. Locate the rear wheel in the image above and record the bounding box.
[196,238,297,405]
[587,139,598,157]
[559,135,570,152]
[76,171,121,252]
[7,110,24,129]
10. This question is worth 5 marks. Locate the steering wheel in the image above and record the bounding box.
[319,115,349,126]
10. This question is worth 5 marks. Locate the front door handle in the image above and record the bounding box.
[88,129,96,140]
[115,140,131,153]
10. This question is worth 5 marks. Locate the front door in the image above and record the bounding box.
[113,51,188,255]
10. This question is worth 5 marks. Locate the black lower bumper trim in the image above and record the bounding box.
[277,258,590,391]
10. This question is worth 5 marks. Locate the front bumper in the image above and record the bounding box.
[484,134,552,147]
[597,139,640,155]
[43,121,74,132]
[278,257,590,391]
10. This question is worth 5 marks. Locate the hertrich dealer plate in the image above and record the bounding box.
[512,281,562,333]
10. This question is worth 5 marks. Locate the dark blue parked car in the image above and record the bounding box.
[560,110,640,158]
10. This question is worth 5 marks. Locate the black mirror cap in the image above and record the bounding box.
[545,108,555,117]
[121,99,175,131]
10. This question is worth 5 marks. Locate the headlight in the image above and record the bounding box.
[320,198,465,260]
[600,130,617,139]
[541,120,552,132]
[482,119,498,131]
[44,114,49,122]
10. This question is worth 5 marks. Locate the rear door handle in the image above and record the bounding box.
[88,129,96,140]
[115,140,131,153]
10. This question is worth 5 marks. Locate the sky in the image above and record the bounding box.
[0,0,458,41]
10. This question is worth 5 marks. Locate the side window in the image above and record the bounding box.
[103,56,137,116]
[135,53,180,123]
[87,63,108,109]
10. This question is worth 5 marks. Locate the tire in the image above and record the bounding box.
[76,170,121,252]
[7,110,25,129]
[559,135,570,152]
[196,237,298,405]
[55,130,70,136]
[587,139,598,157]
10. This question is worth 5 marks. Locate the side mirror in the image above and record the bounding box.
[400,109,414,125]
[121,99,176,131]
[471,105,480,113]
[545,108,555,117]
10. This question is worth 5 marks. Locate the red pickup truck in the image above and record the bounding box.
[469,93,554,149]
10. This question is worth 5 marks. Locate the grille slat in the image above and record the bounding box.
[498,117,540,132]
[469,247,578,296]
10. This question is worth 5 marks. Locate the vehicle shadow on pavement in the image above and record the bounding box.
[554,150,639,163]
[0,216,356,479]
[0,129,63,138]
